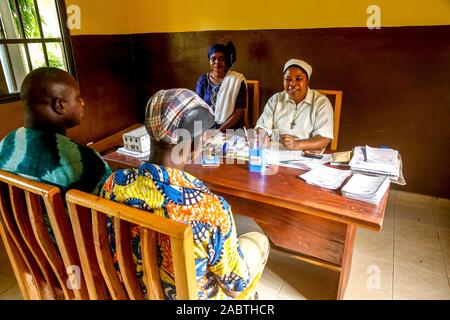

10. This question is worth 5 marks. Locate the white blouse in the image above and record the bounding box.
[255,88,334,140]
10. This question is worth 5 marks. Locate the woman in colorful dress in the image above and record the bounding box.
[101,89,269,300]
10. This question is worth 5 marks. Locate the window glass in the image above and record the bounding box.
[46,42,65,69]
[17,0,41,39]
[28,42,45,69]
[0,0,72,98]
[37,0,61,38]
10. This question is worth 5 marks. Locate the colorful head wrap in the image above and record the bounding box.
[145,88,215,145]
[207,41,236,69]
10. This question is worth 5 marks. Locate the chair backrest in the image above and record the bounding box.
[245,80,260,128]
[315,89,343,151]
[65,189,198,300]
[0,170,88,299]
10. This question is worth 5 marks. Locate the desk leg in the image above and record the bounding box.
[336,224,356,300]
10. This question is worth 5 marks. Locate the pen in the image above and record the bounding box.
[243,126,248,140]
[243,126,250,147]
[280,160,303,164]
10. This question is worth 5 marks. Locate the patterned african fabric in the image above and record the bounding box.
[101,163,251,300]
[0,127,112,195]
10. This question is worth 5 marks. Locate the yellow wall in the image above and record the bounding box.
[66,0,450,35]
[65,0,130,35]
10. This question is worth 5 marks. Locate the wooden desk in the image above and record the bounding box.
[103,151,389,300]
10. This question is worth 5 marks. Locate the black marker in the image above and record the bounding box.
[303,152,324,159]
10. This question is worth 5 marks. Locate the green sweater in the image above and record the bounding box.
[0,127,112,195]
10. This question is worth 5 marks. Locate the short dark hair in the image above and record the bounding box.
[21,67,73,107]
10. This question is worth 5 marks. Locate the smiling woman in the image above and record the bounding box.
[195,41,247,132]
[0,0,74,100]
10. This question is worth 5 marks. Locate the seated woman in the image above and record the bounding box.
[101,89,269,300]
[255,58,334,151]
[196,41,247,131]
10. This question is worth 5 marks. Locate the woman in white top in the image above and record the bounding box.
[256,59,334,151]
[196,42,247,131]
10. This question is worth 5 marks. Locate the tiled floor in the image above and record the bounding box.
[236,190,450,300]
[0,190,449,300]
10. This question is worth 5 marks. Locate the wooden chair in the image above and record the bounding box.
[0,170,88,299]
[316,89,343,151]
[245,80,260,128]
[65,189,198,300]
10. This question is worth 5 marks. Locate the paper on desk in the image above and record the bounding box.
[365,146,398,165]
[273,153,332,170]
[349,147,400,178]
[266,146,303,163]
[299,165,352,190]
[341,174,390,204]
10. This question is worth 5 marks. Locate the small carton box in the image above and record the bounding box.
[123,126,150,153]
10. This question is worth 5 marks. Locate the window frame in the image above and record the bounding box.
[0,0,76,103]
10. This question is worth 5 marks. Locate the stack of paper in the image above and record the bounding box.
[299,165,352,190]
[365,146,398,164]
[349,146,400,179]
[341,174,390,204]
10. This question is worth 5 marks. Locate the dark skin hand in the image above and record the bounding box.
[280,134,330,151]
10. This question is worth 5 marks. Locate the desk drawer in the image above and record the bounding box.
[222,194,347,266]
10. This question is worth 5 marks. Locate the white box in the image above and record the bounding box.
[123,126,150,153]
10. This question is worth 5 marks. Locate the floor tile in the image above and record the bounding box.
[0,284,22,300]
[258,266,284,300]
[0,272,15,294]
[344,253,393,300]
[387,189,398,206]
[435,198,450,209]
[385,199,395,220]
[395,203,435,226]
[268,249,339,300]
[0,258,14,279]
[394,239,446,276]
[393,263,450,300]
[0,239,7,261]
[276,282,308,300]
[443,251,450,277]
[359,216,394,239]
[434,205,450,229]
[438,227,450,253]
[354,231,394,263]
[396,191,435,207]
[257,282,281,300]
[394,219,440,249]
[0,237,15,279]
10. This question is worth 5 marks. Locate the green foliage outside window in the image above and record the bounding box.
[8,0,40,38]
[7,0,65,70]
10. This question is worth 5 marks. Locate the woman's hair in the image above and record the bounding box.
[207,41,236,69]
